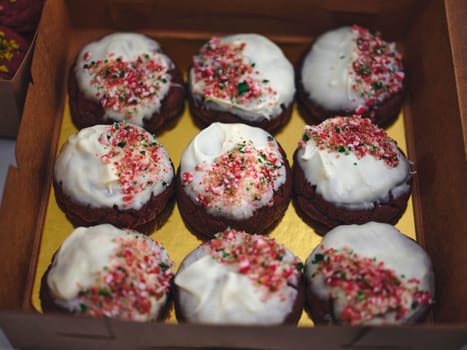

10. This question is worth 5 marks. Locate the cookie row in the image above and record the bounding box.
[40,223,434,326]
[53,118,412,237]
[68,26,405,134]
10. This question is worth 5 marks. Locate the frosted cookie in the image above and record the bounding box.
[40,224,175,321]
[297,25,405,127]
[68,32,185,133]
[174,228,304,325]
[177,122,292,239]
[293,115,412,233]
[188,34,295,133]
[53,122,175,233]
[304,222,434,325]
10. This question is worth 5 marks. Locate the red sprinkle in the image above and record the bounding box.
[300,115,400,167]
[99,122,171,207]
[349,25,404,113]
[75,233,174,320]
[310,245,433,325]
[182,139,283,212]
[193,37,277,108]
[82,52,170,119]
[207,229,302,299]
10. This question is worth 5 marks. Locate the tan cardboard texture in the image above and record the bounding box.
[1,311,467,349]
[0,0,466,347]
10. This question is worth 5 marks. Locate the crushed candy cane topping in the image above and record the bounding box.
[207,229,302,299]
[310,245,433,325]
[99,122,172,207]
[182,137,284,214]
[300,115,400,167]
[349,25,404,114]
[192,37,278,109]
[82,49,171,120]
[74,232,174,319]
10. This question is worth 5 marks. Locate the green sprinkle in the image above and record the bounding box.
[140,150,146,155]
[117,141,127,148]
[312,253,324,264]
[262,79,269,83]
[373,81,383,90]
[162,181,167,187]
[79,303,87,313]
[237,81,249,95]
[98,288,112,297]
[159,262,169,272]
[303,132,310,142]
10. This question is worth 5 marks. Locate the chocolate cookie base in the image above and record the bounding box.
[40,262,173,322]
[53,178,175,234]
[292,150,412,235]
[188,89,293,134]
[68,61,186,135]
[176,154,292,240]
[295,43,405,128]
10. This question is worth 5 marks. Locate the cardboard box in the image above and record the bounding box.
[0,0,466,348]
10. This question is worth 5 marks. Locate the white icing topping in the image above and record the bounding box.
[296,117,410,209]
[75,32,174,126]
[46,224,174,321]
[190,34,295,121]
[174,230,301,325]
[179,122,287,219]
[301,26,404,114]
[305,222,434,325]
[54,123,174,210]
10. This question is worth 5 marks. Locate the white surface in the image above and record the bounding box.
[0,138,17,205]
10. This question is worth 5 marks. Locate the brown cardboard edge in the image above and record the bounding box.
[402,98,425,247]
[20,0,71,313]
[1,311,467,350]
[0,0,70,310]
[445,0,467,157]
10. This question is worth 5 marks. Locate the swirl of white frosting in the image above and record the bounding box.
[296,119,411,209]
[54,123,174,210]
[75,33,174,126]
[174,230,301,325]
[305,222,435,325]
[46,224,174,321]
[301,26,403,114]
[179,122,287,219]
[190,34,295,121]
